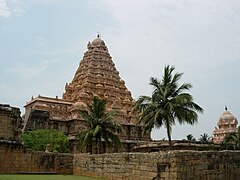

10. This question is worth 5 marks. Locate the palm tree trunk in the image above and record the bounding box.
[166,120,172,148]
[88,139,93,154]
[167,129,172,148]
[99,137,102,154]
[95,138,99,154]
[96,136,101,154]
[103,141,106,153]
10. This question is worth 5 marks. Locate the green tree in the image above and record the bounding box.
[134,65,203,147]
[77,96,122,154]
[186,134,196,142]
[199,133,210,143]
[222,126,240,150]
[21,129,69,153]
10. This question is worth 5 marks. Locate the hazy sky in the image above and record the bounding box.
[1,0,240,140]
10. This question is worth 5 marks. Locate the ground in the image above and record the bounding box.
[0,175,104,180]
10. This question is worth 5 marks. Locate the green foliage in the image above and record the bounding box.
[21,129,69,153]
[221,126,240,150]
[77,96,122,154]
[134,65,203,147]
[186,134,196,142]
[199,133,211,143]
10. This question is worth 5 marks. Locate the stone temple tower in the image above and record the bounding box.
[24,35,150,153]
[63,35,136,126]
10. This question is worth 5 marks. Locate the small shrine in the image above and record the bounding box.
[213,106,238,144]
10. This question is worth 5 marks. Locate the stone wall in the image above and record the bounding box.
[0,142,73,174]
[73,150,240,180]
[0,104,22,141]
[1,139,240,179]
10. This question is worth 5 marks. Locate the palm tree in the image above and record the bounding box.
[222,126,240,150]
[134,65,203,147]
[77,96,122,154]
[199,133,210,143]
[186,134,196,142]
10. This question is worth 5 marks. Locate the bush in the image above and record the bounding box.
[21,129,69,153]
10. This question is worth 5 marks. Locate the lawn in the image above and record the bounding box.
[0,174,105,180]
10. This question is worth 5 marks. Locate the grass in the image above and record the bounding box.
[0,174,105,180]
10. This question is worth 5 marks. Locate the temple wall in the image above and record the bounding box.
[73,151,240,180]
[0,142,73,174]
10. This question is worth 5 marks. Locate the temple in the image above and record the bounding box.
[212,107,238,144]
[23,36,151,153]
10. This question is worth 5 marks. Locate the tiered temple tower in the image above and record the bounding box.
[213,107,238,144]
[23,36,150,153]
[63,35,136,126]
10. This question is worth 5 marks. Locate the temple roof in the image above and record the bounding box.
[91,36,105,46]
[217,107,238,126]
[25,95,73,107]
[62,35,137,125]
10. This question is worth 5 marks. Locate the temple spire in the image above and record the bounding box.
[62,36,134,114]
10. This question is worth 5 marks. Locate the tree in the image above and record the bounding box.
[134,65,203,147]
[199,133,210,143]
[77,96,122,154]
[222,126,240,150]
[186,134,196,142]
[21,129,69,153]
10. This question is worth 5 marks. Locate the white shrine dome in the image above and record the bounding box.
[217,107,238,126]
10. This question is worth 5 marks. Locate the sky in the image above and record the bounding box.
[1,0,240,141]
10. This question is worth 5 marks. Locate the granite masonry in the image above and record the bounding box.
[73,151,240,180]
[0,142,73,174]
[0,104,22,141]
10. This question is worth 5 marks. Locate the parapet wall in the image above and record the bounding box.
[0,142,73,174]
[73,151,240,180]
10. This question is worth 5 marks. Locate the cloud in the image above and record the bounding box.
[43,58,59,65]
[12,6,25,16]
[0,0,11,17]
[0,0,25,18]
[5,58,61,80]
[36,36,47,48]
[6,64,47,79]
[3,52,68,82]
[96,0,240,78]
